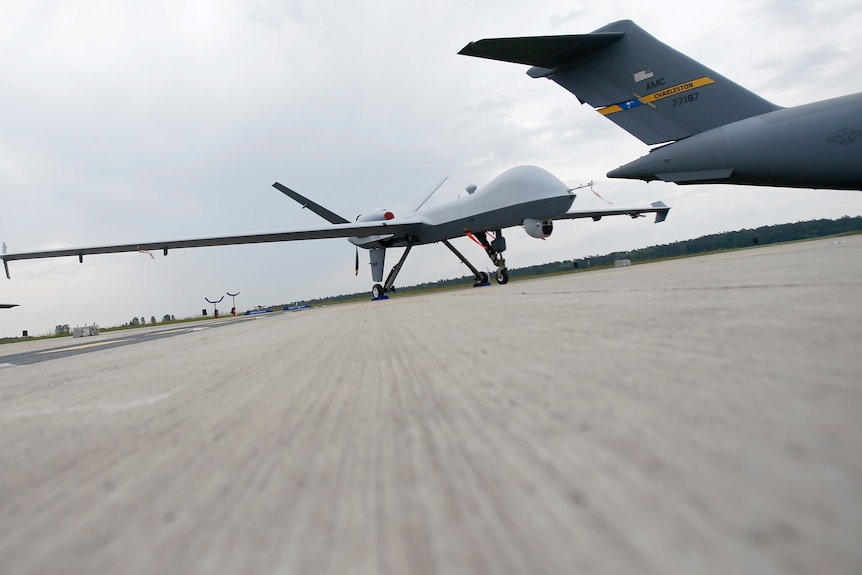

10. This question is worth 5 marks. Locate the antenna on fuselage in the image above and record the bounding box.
[412,176,449,211]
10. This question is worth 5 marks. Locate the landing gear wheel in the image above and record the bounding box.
[495,267,509,285]
[473,271,490,287]
[372,283,384,299]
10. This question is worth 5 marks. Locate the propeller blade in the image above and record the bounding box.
[355,246,359,276]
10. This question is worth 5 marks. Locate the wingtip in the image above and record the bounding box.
[651,202,670,223]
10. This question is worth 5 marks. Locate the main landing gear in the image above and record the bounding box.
[368,240,416,300]
[367,231,510,300]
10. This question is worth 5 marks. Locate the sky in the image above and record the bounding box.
[1,0,861,337]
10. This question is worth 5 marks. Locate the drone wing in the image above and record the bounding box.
[555,201,670,223]
[2,219,422,279]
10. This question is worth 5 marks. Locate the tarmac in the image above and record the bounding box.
[1,236,861,575]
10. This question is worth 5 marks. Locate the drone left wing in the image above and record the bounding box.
[555,201,670,223]
[2,219,422,279]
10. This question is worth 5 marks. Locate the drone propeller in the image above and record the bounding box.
[355,246,359,276]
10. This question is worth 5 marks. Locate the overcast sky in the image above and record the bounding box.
[2,0,861,337]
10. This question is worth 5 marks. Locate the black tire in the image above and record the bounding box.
[496,268,509,285]
[372,284,384,298]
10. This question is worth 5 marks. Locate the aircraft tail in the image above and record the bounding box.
[459,20,781,145]
[272,182,350,224]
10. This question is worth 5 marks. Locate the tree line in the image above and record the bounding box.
[572,215,862,269]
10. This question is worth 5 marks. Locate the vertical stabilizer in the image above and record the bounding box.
[459,20,780,145]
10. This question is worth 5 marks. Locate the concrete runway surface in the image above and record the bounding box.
[2,236,861,575]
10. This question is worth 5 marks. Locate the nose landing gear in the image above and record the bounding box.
[469,230,509,285]
[442,229,510,287]
[495,266,509,285]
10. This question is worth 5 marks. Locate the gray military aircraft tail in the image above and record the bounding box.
[459,20,862,191]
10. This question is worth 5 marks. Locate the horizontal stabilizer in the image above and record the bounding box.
[458,32,623,69]
[460,20,780,145]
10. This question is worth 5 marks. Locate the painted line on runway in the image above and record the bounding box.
[38,339,131,354]
[150,327,199,335]
[8,392,172,417]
